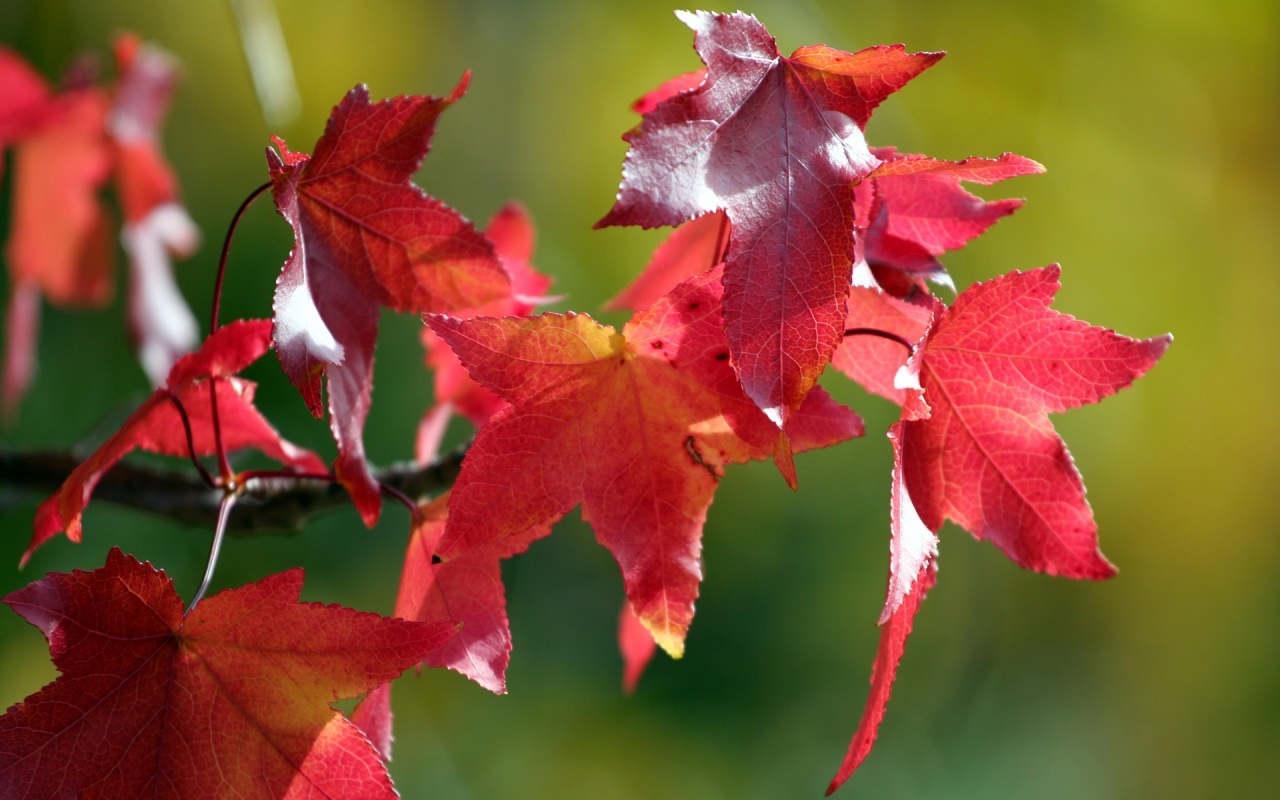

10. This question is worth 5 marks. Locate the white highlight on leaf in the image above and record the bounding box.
[822,110,877,177]
[893,362,921,392]
[850,260,879,288]
[276,279,345,365]
[881,436,939,624]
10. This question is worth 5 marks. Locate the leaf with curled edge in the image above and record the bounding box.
[429,265,863,656]
[598,11,941,427]
[826,425,936,792]
[27,320,325,563]
[0,548,454,800]
[899,266,1171,577]
[855,148,1044,290]
[268,78,510,526]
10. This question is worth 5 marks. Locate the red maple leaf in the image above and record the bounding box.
[429,265,863,655]
[854,148,1044,289]
[2,51,114,420]
[416,202,553,462]
[28,319,325,562]
[598,11,940,426]
[0,548,455,799]
[350,493,553,755]
[605,211,727,313]
[268,78,511,527]
[394,493,552,693]
[827,267,1170,792]
[110,34,201,385]
[897,266,1170,577]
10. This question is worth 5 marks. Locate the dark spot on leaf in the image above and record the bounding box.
[714,351,729,361]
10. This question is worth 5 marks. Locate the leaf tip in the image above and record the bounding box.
[448,70,471,102]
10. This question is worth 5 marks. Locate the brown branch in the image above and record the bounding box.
[0,444,468,534]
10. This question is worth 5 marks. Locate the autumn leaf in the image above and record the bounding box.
[417,202,552,461]
[110,34,201,385]
[429,265,862,655]
[2,55,114,420]
[0,49,52,150]
[605,211,727,313]
[28,320,325,562]
[827,427,936,793]
[619,601,658,693]
[268,78,510,527]
[631,68,706,116]
[855,148,1043,289]
[351,493,553,753]
[0,548,455,799]
[898,266,1171,577]
[393,493,553,693]
[599,11,940,426]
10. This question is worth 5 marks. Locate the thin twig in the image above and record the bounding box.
[0,443,469,535]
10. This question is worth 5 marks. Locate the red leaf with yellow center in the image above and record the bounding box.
[429,265,862,655]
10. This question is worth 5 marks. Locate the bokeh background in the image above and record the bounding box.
[1,0,1276,797]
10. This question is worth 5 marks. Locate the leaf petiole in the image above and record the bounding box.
[186,490,237,614]
[843,327,916,356]
[165,391,218,489]
[210,182,272,333]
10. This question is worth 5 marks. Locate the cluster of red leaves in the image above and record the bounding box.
[595,12,1169,793]
[0,35,200,420]
[2,11,1171,798]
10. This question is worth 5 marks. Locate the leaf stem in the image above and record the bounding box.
[843,327,916,356]
[380,480,422,520]
[209,379,234,488]
[186,490,237,614]
[210,181,272,333]
[165,391,218,489]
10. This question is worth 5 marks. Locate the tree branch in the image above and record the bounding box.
[0,444,468,534]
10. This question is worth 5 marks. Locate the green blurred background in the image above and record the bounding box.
[1,0,1276,797]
